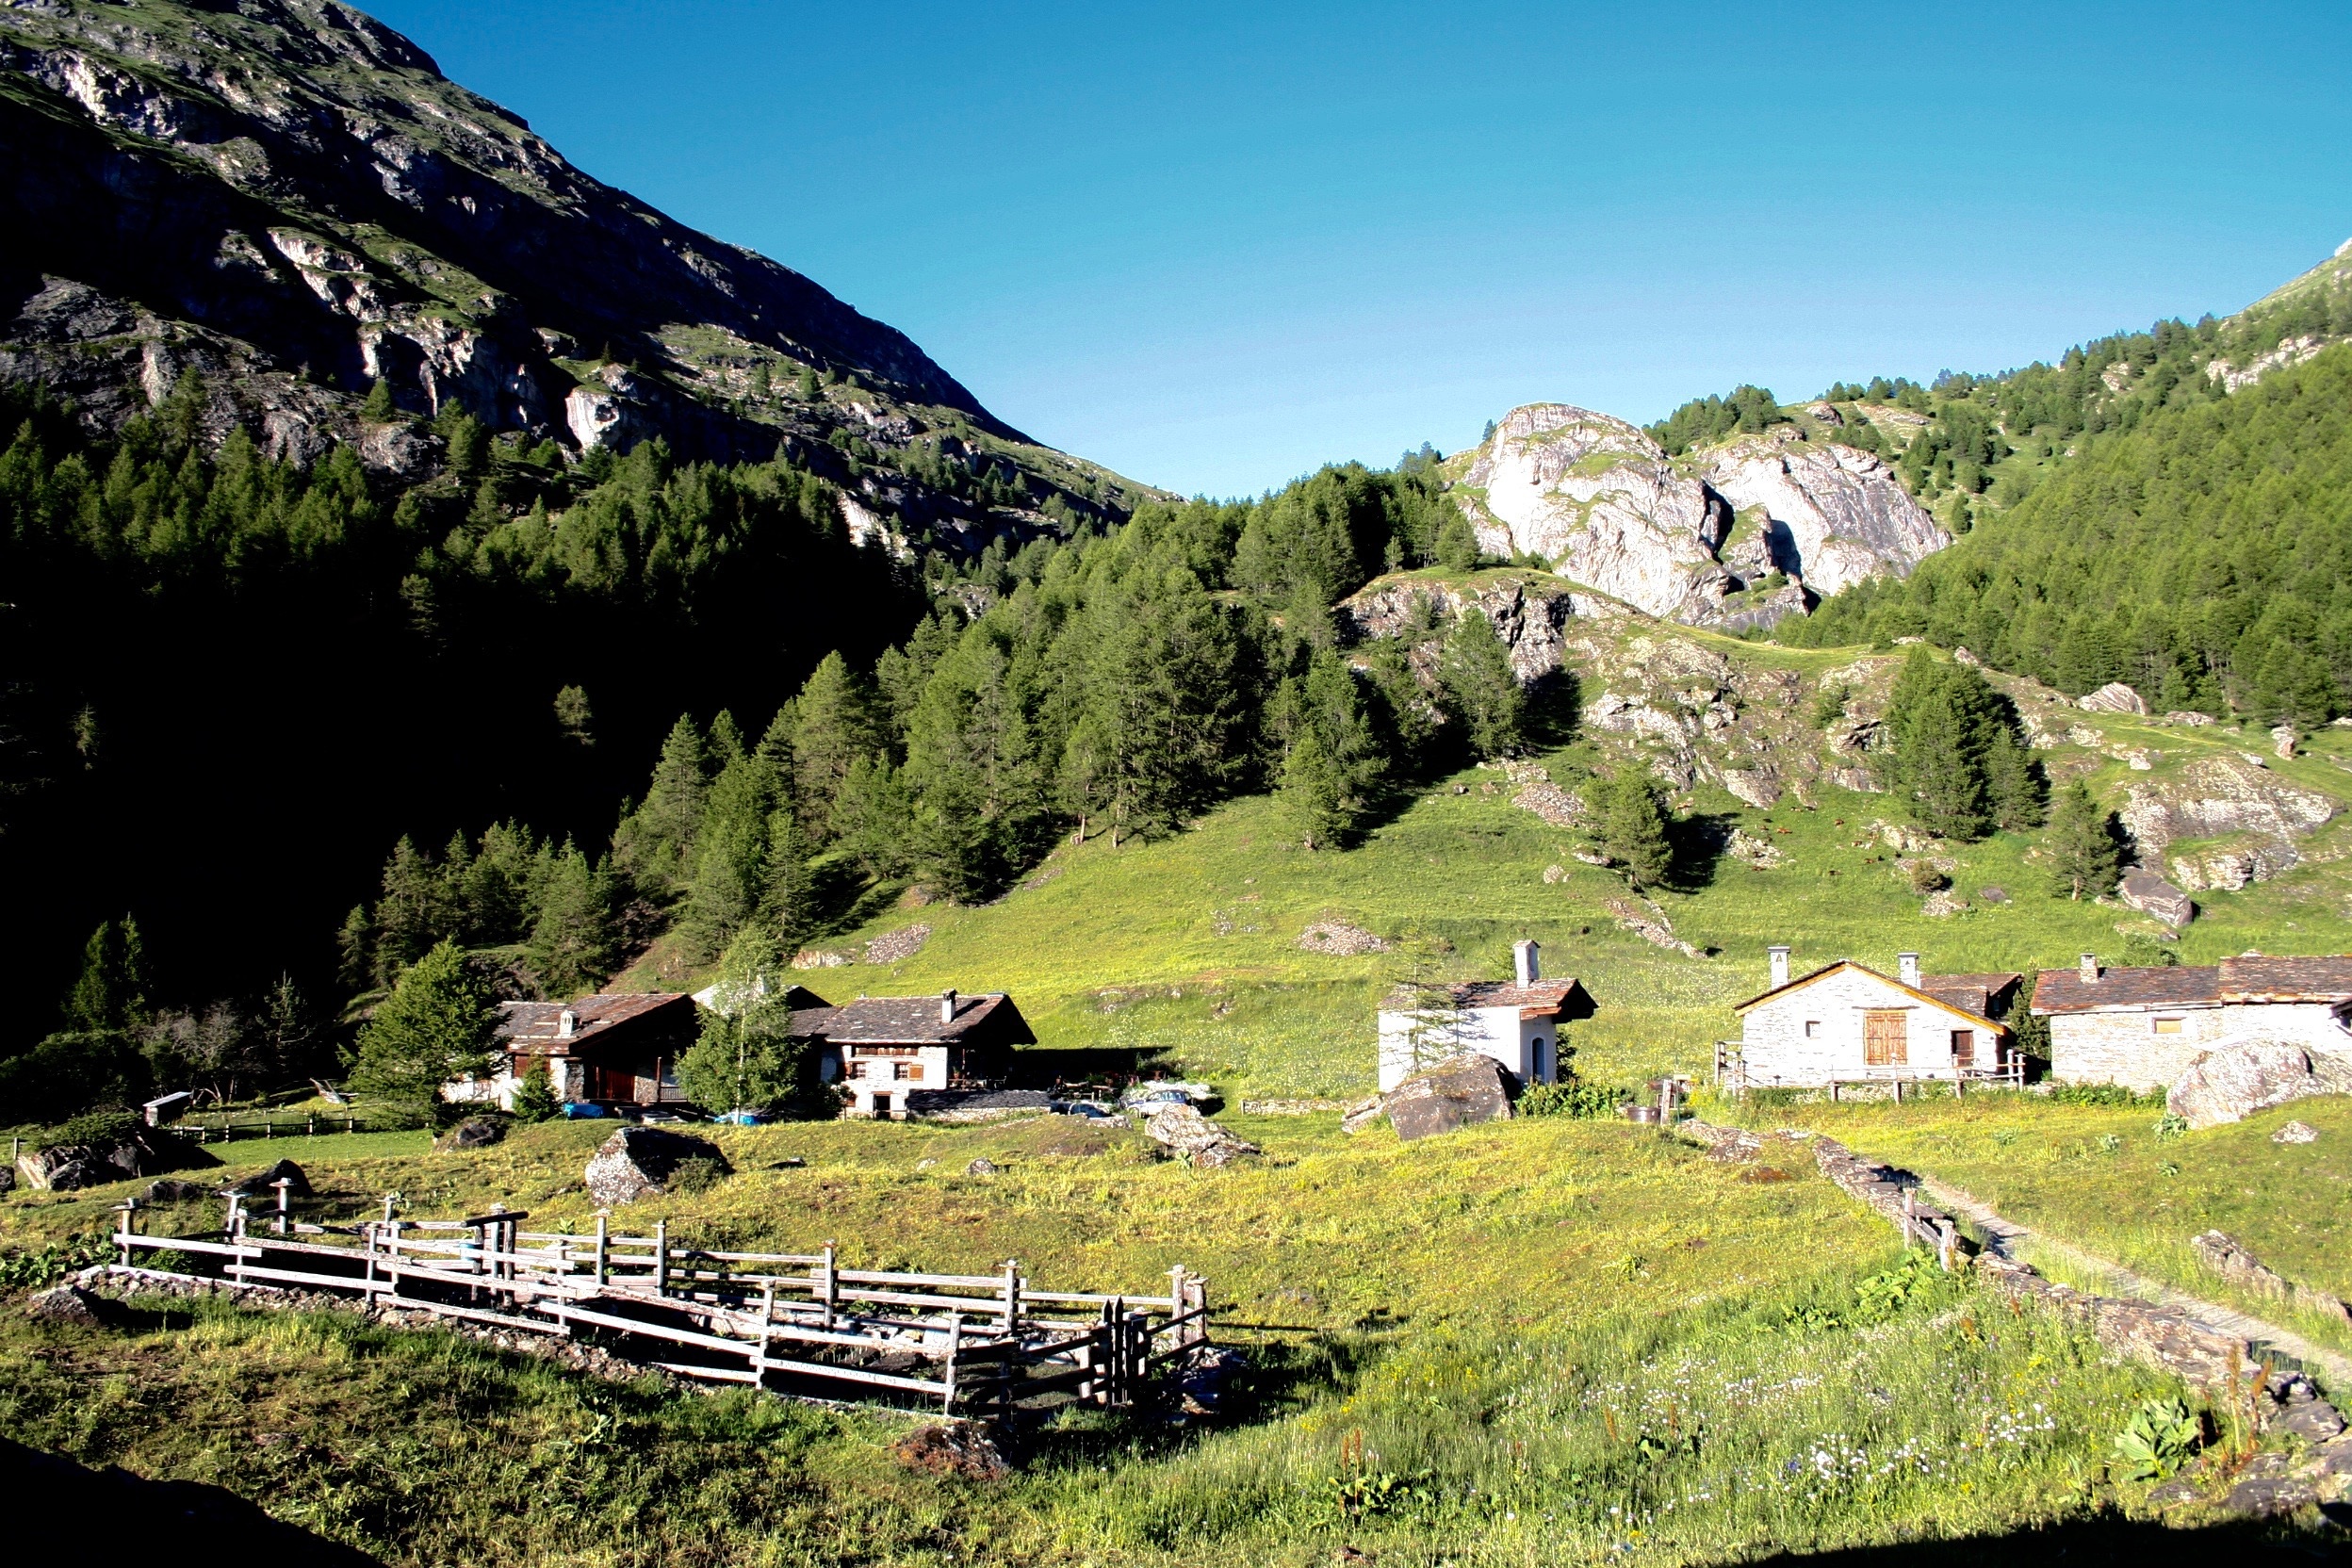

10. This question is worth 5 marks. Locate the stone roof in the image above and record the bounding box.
[2216,955,2352,1004]
[790,992,1036,1047]
[496,992,693,1049]
[2032,965,2221,1014]
[1919,972,2023,1019]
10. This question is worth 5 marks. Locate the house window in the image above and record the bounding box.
[897,1061,923,1082]
[1804,1021,1821,1038]
[2153,1017,2183,1035]
[1951,1029,1975,1069]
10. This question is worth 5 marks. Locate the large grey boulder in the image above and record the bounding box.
[1383,1053,1514,1143]
[434,1117,506,1151]
[2116,869,2194,927]
[15,1137,146,1193]
[2167,1039,2352,1129]
[223,1159,311,1198]
[583,1126,730,1205]
[1140,1104,1259,1168]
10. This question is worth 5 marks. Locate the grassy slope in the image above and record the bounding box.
[0,1119,2217,1566]
[1728,1093,2352,1357]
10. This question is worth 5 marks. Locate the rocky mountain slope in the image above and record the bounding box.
[1443,403,1946,629]
[0,0,1152,542]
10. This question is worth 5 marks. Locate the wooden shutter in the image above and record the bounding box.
[1950,1029,1974,1069]
[1864,1010,1907,1067]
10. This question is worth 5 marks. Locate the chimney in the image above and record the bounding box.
[1512,939,1541,987]
[1768,945,1791,988]
[939,988,958,1024]
[557,1009,577,1038]
[2081,953,2099,983]
[1898,952,1920,988]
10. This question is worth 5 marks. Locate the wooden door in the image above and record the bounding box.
[1864,1010,1907,1067]
[1950,1029,1975,1069]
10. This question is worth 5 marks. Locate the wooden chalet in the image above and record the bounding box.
[792,989,1037,1119]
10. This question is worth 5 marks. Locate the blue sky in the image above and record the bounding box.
[367,1,2352,498]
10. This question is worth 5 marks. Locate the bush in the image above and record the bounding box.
[508,1071,559,1124]
[2045,1083,2164,1108]
[0,1232,113,1293]
[2112,1396,2200,1481]
[45,1109,145,1149]
[1517,1078,1628,1119]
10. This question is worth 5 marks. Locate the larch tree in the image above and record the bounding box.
[2045,781,2124,901]
[344,939,497,1127]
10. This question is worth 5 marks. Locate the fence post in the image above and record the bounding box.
[1001,1258,1022,1335]
[1902,1187,1917,1250]
[226,1196,247,1285]
[271,1177,292,1236]
[363,1219,377,1294]
[942,1310,960,1414]
[595,1213,609,1286]
[1936,1218,1957,1273]
[821,1241,838,1330]
[758,1279,776,1382]
[115,1199,138,1267]
[654,1220,668,1297]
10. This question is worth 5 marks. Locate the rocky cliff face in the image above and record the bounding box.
[1445,403,1947,629]
[0,0,1146,532]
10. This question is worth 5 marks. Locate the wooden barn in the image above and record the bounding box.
[449,992,703,1110]
[793,989,1037,1119]
[1720,948,2021,1095]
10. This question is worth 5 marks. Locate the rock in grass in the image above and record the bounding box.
[965,1157,999,1176]
[223,1159,311,1198]
[1141,1104,1259,1168]
[1382,1053,1513,1143]
[2166,1039,2352,1129]
[435,1116,506,1152]
[2116,869,2195,928]
[25,1284,104,1326]
[144,1178,209,1203]
[583,1126,729,1205]
[890,1422,1007,1480]
[1338,1095,1386,1135]
[2273,1119,2320,1144]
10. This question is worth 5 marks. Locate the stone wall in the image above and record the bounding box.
[2050,1000,2346,1091]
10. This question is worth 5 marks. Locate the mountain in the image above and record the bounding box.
[1443,402,1947,629]
[0,0,1156,536]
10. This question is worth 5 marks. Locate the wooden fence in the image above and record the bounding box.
[168,1112,374,1144]
[108,1193,1210,1418]
[1712,1041,2027,1099]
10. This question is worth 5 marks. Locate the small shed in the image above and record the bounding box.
[794,989,1037,1119]
[1376,941,1595,1093]
[1723,948,2018,1093]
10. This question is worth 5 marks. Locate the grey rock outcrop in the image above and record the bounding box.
[1442,406,1947,629]
[224,1159,311,1198]
[15,1135,151,1192]
[2273,1119,2320,1144]
[435,1117,506,1152]
[1381,1053,1514,1142]
[1338,572,1599,686]
[2115,756,2336,890]
[582,1126,730,1205]
[2076,682,2149,715]
[1702,433,1948,597]
[2166,1039,2352,1129]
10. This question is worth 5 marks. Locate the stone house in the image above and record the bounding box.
[451,991,702,1110]
[1723,949,2019,1091]
[793,989,1037,1119]
[1376,940,1595,1093]
[2032,953,2352,1092]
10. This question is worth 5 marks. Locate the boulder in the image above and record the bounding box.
[1339,1095,1387,1135]
[223,1159,311,1198]
[2271,723,2297,760]
[1383,1053,1514,1143]
[2189,1231,2290,1298]
[434,1117,506,1151]
[2077,682,2148,715]
[890,1422,1007,1481]
[2116,869,2194,928]
[1140,1104,1259,1168]
[964,1158,999,1176]
[15,1138,146,1193]
[2273,1119,2321,1144]
[144,1178,209,1203]
[2166,1039,2352,1129]
[582,1126,730,1205]
[24,1285,105,1327]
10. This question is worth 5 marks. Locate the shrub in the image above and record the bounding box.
[508,1071,559,1124]
[2046,1083,2164,1108]
[0,1232,112,1293]
[1517,1079,1627,1119]
[2111,1396,2200,1481]
[45,1109,143,1150]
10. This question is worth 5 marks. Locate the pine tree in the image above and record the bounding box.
[361,378,397,421]
[336,905,373,993]
[676,992,811,1117]
[1280,727,1349,850]
[756,807,814,956]
[1440,607,1524,760]
[2045,782,2123,901]
[1592,769,1673,890]
[525,844,619,999]
[1983,727,2048,830]
[1436,513,1479,571]
[792,653,890,845]
[344,939,497,1128]
[612,714,710,897]
[678,750,781,961]
[66,917,149,1032]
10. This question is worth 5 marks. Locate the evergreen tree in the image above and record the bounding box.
[344,939,497,1128]
[361,378,397,421]
[612,714,710,897]
[756,807,815,955]
[676,992,813,1117]
[792,653,890,845]
[508,1067,559,1122]
[1882,646,2039,841]
[1279,727,1349,850]
[1592,769,1673,890]
[1983,727,2048,830]
[1435,513,1480,571]
[678,749,782,961]
[2044,782,2123,901]
[66,917,149,1032]
[1440,608,1524,759]
[336,905,373,993]
[524,843,619,999]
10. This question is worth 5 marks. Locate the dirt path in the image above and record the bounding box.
[1913,1172,2352,1392]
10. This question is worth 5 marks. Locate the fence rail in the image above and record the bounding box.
[1713,1042,2027,1099]
[107,1194,1208,1419]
